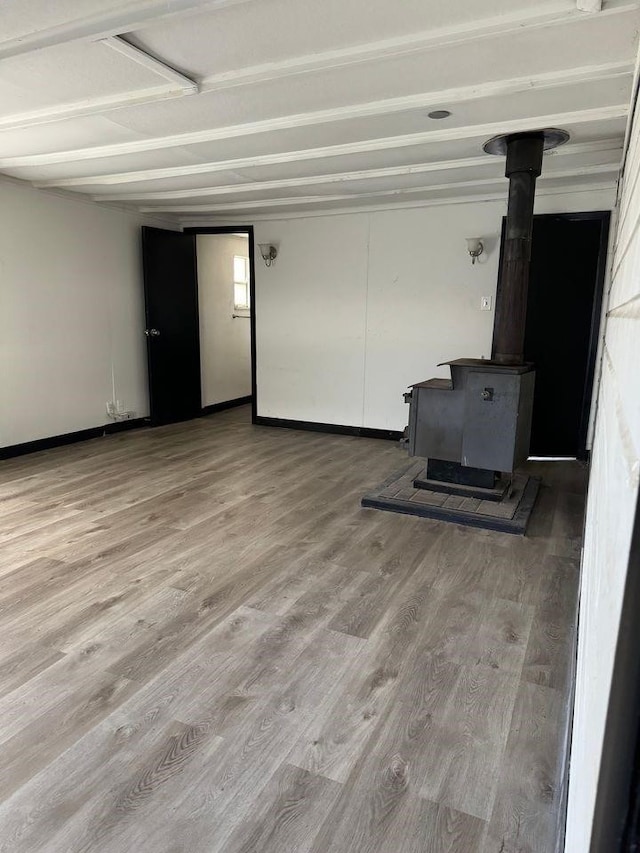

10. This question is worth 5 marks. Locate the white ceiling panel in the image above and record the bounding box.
[1,74,628,163]
[237,141,624,184]
[0,41,169,115]
[4,115,628,190]
[162,111,629,169]
[0,0,637,217]
[1,147,210,182]
[102,146,623,203]
[40,134,622,198]
[126,0,587,78]
[0,116,145,159]
[130,163,620,207]
[0,0,121,43]
[106,15,637,138]
[167,176,618,219]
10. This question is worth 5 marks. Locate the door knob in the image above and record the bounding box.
[145,328,160,337]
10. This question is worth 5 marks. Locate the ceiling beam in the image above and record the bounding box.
[35,138,623,191]
[0,37,199,131]
[0,0,257,61]
[178,183,617,225]
[1,69,630,171]
[136,165,619,213]
[100,36,199,89]
[196,2,639,94]
[95,159,622,203]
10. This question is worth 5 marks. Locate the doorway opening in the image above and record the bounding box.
[141,225,257,427]
[196,231,253,416]
[495,211,610,459]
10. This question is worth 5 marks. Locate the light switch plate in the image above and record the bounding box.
[481,296,491,311]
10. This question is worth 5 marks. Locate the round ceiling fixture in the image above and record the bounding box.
[427,109,451,120]
[483,128,570,155]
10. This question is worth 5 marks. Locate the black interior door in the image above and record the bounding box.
[525,215,606,456]
[519,213,608,457]
[142,226,201,425]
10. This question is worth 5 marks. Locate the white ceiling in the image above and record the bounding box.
[0,0,638,224]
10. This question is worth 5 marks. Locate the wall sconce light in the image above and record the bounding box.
[258,243,278,267]
[466,237,484,265]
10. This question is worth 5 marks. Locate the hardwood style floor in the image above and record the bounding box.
[0,407,585,852]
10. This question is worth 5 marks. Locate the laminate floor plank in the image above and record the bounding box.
[0,407,584,852]
[0,668,136,803]
[522,556,580,690]
[286,564,440,783]
[309,650,462,852]
[222,763,342,853]
[59,627,364,853]
[452,596,535,674]
[418,663,520,821]
[482,681,565,853]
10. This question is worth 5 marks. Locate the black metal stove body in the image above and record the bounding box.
[404,129,568,484]
[406,359,535,476]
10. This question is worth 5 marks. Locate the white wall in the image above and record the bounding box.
[565,106,640,849]
[255,215,369,426]
[254,187,615,430]
[0,178,153,447]
[196,234,252,406]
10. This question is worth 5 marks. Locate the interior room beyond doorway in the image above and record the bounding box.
[197,233,253,412]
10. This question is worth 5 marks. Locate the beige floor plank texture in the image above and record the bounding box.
[0,407,584,852]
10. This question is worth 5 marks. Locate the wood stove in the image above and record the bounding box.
[362,128,571,533]
[404,129,569,494]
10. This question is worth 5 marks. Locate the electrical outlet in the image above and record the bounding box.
[481,296,492,311]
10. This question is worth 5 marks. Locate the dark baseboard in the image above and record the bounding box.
[201,396,252,416]
[106,418,148,434]
[0,418,148,460]
[254,415,402,442]
[1,408,397,460]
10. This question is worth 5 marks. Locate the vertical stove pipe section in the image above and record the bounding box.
[492,132,545,365]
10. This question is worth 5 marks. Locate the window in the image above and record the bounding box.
[233,255,250,310]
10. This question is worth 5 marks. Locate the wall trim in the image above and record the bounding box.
[0,418,148,460]
[201,395,252,415]
[254,415,402,441]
